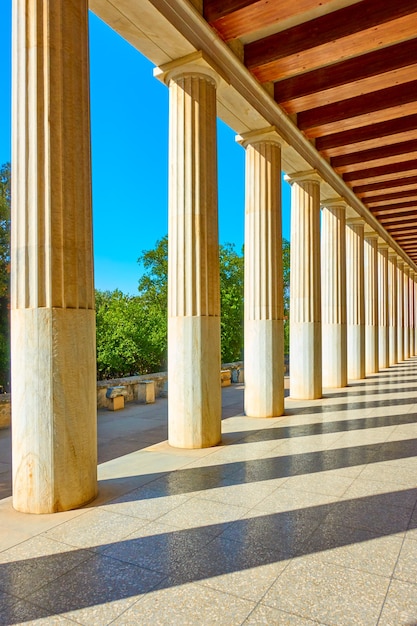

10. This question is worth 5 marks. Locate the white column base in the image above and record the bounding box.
[365,326,379,374]
[322,323,347,388]
[290,321,322,399]
[379,326,389,369]
[389,327,397,366]
[245,319,284,418]
[168,316,221,448]
[347,324,365,380]
[12,308,97,514]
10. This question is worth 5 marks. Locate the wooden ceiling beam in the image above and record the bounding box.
[274,39,417,105]
[245,1,417,82]
[366,197,417,208]
[364,190,417,204]
[343,160,417,183]
[316,115,417,152]
[319,130,417,158]
[335,151,417,175]
[372,208,417,218]
[331,140,417,169]
[370,200,417,211]
[298,81,417,131]
[353,176,417,195]
[205,0,337,41]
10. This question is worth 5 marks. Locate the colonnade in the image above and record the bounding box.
[11,2,417,513]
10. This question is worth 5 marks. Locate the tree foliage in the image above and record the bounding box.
[0,163,10,388]
[96,235,290,379]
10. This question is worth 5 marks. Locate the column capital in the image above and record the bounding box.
[364,231,378,241]
[236,126,286,148]
[397,257,405,267]
[321,197,348,211]
[388,250,398,260]
[378,242,389,251]
[154,50,223,87]
[284,170,321,186]
[346,217,365,227]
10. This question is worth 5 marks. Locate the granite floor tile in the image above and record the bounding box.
[168,535,291,601]
[156,496,250,530]
[98,520,219,575]
[303,521,403,577]
[244,604,323,625]
[378,579,417,625]
[356,462,417,487]
[0,593,77,625]
[252,485,337,515]
[340,480,417,509]
[282,470,355,496]
[262,557,390,625]
[27,553,166,625]
[393,536,417,583]
[111,580,256,625]
[42,508,149,550]
[324,497,412,536]
[101,485,194,521]
[0,535,94,597]
[220,507,326,557]
[194,479,286,509]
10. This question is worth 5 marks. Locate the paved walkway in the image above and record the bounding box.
[1,363,417,624]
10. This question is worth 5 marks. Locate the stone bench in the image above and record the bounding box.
[231,367,244,383]
[106,386,127,411]
[137,380,155,404]
[221,369,232,387]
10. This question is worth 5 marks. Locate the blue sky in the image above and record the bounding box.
[0,2,290,295]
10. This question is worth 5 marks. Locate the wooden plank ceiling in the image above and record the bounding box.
[203,0,417,261]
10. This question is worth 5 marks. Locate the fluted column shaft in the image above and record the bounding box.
[286,172,322,399]
[404,266,410,359]
[346,219,365,380]
[166,67,221,448]
[388,252,398,366]
[11,0,97,513]
[414,272,417,355]
[364,234,379,374]
[321,201,347,387]
[397,259,404,361]
[378,244,389,369]
[240,129,284,417]
[409,271,415,357]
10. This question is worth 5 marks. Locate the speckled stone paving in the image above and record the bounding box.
[1,361,417,625]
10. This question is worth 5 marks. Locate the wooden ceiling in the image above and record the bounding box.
[203,0,417,261]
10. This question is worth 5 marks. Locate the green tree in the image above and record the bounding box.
[282,237,290,355]
[219,243,244,362]
[0,163,11,388]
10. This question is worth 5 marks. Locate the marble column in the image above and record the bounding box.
[397,258,405,362]
[408,267,414,357]
[162,59,221,448]
[238,128,284,417]
[378,243,389,370]
[364,234,379,374]
[409,271,415,357]
[285,171,322,399]
[414,272,417,355]
[346,219,365,380]
[321,199,347,388]
[404,266,410,360]
[388,252,398,366]
[11,0,97,513]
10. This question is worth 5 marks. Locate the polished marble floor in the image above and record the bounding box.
[1,361,417,624]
